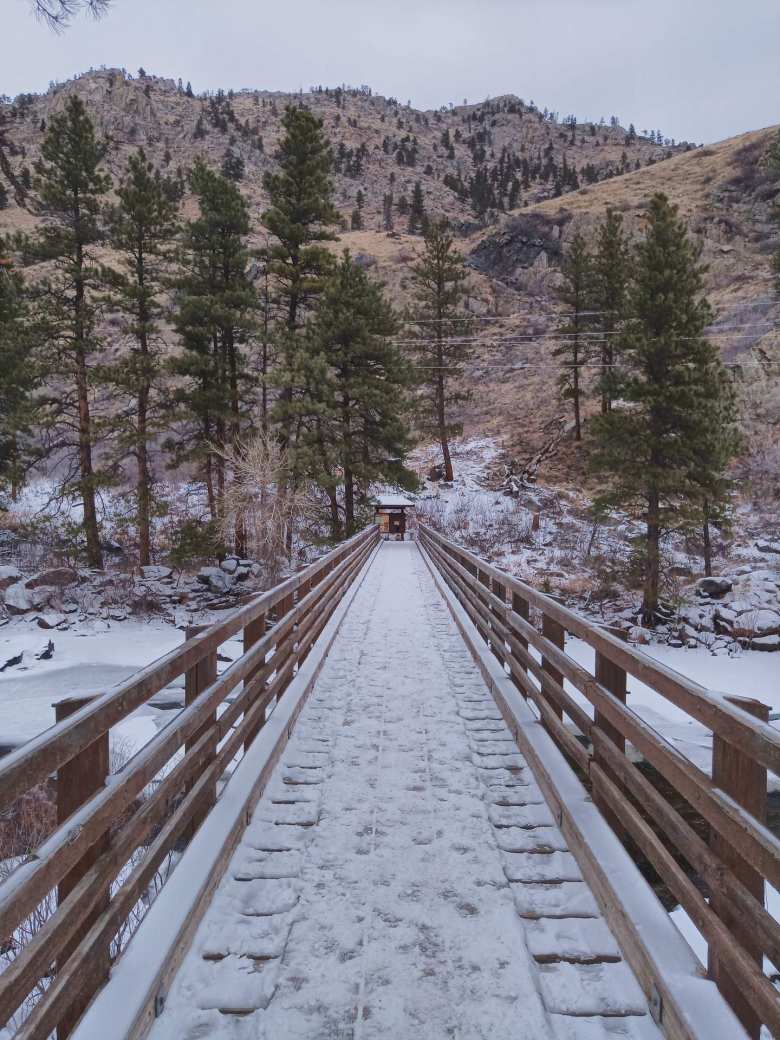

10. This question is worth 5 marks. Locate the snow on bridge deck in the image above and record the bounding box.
[149,542,660,1040]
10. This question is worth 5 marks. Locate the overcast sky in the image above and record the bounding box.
[5,0,779,143]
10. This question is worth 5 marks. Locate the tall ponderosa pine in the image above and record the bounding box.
[105,148,180,566]
[590,193,732,625]
[590,208,630,413]
[301,252,415,538]
[171,161,255,521]
[29,95,111,567]
[555,233,592,442]
[408,219,472,482]
[262,106,338,445]
[0,258,41,499]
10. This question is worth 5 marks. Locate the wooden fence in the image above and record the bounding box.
[419,523,780,1040]
[0,524,378,1039]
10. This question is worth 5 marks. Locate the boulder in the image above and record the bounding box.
[696,577,733,598]
[750,634,780,652]
[220,557,239,575]
[36,640,55,660]
[0,650,23,672]
[732,609,780,638]
[3,582,35,614]
[140,565,173,581]
[756,541,780,555]
[25,567,78,589]
[36,612,67,630]
[0,565,22,591]
[196,567,232,593]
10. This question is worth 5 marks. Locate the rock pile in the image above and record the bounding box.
[0,556,266,630]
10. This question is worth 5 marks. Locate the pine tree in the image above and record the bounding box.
[262,106,338,449]
[350,207,363,230]
[0,257,42,500]
[299,252,415,537]
[407,219,472,482]
[407,180,426,234]
[555,233,592,442]
[171,161,255,523]
[590,208,630,413]
[26,95,111,567]
[221,147,245,182]
[589,194,731,625]
[0,182,8,210]
[105,148,180,566]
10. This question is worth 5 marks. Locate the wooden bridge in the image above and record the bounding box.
[0,525,778,1039]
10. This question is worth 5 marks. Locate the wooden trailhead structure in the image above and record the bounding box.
[373,492,416,540]
[0,525,778,1039]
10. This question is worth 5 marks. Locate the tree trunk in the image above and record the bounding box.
[435,339,453,481]
[328,489,342,541]
[573,337,582,441]
[73,232,102,570]
[137,387,151,567]
[642,492,660,626]
[702,499,712,578]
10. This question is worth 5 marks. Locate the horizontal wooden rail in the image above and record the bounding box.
[0,525,378,1038]
[419,523,780,1040]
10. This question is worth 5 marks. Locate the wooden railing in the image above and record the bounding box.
[419,523,780,1040]
[0,524,378,1039]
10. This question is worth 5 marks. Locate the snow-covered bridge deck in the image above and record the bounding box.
[2,527,775,1040]
[142,544,656,1039]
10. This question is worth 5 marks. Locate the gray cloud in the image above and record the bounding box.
[5,0,779,143]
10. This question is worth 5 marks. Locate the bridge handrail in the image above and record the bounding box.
[419,522,780,1039]
[0,524,378,1039]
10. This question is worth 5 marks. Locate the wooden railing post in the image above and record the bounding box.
[511,590,529,691]
[53,695,110,1040]
[541,613,565,721]
[243,612,267,752]
[490,577,506,665]
[593,627,628,831]
[708,695,769,1040]
[184,626,217,838]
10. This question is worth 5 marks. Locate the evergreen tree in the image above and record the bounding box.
[171,161,255,523]
[221,147,245,182]
[300,252,415,537]
[555,233,592,442]
[407,180,426,234]
[0,182,8,210]
[105,148,180,566]
[590,194,731,625]
[407,219,472,482]
[350,207,363,230]
[0,257,42,499]
[185,81,194,98]
[25,95,111,567]
[262,106,338,448]
[590,208,630,414]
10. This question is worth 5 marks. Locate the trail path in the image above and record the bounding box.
[150,542,658,1040]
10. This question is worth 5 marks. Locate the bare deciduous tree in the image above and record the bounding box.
[216,435,319,582]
